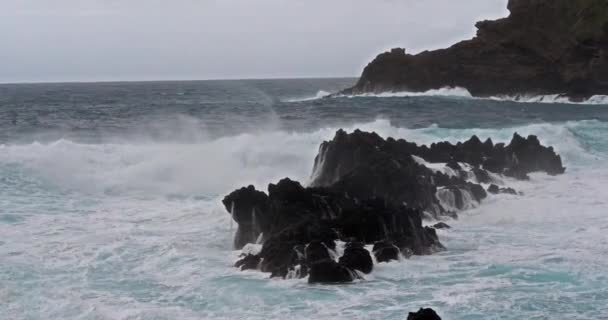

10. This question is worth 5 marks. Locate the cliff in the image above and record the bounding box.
[344,0,608,99]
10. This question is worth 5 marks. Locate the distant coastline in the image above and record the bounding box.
[344,0,608,101]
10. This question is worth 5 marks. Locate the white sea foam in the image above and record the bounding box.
[340,86,473,99]
[1,119,607,319]
[0,119,602,197]
[285,90,331,102]
[411,155,459,177]
[304,86,608,105]
[489,93,608,105]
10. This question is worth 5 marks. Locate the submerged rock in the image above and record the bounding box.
[407,308,442,320]
[343,0,608,100]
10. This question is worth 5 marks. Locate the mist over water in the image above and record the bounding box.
[1,79,608,319]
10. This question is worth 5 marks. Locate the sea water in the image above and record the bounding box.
[1,79,607,319]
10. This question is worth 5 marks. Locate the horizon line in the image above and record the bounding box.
[0,75,359,86]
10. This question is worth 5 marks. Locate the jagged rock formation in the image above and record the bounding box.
[343,0,608,100]
[310,129,564,217]
[224,178,443,281]
[223,129,565,283]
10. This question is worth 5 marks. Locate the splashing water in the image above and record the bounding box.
[1,79,608,319]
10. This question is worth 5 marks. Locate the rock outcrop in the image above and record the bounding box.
[343,0,608,100]
[488,184,518,195]
[224,178,443,282]
[310,129,564,217]
[408,308,442,320]
[223,129,565,283]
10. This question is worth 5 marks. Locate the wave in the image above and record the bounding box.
[339,87,473,99]
[488,94,608,105]
[0,119,605,198]
[284,90,331,102]
[296,86,608,105]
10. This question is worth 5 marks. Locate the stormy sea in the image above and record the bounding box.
[1,78,607,319]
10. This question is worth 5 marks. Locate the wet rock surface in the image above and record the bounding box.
[432,222,452,230]
[224,129,565,283]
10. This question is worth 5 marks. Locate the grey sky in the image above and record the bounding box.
[0,0,509,83]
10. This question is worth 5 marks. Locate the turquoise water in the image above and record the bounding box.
[1,79,608,319]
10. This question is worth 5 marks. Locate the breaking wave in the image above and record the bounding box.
[284,90,331,102]
[293,86,608,105]
[2,117,608,319]
[1,119,604,198]
[489,94,608,105]
[338,87,473,99]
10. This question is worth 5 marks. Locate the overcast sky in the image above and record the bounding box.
[0,0,509,83]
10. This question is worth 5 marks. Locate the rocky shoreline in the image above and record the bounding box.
[222,129,565,318]
[223,129,564,282]
[341,0,608,100]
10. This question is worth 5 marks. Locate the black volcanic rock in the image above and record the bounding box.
[308,259,356,284]
[226,129,565,282]
[433,222,451,230]
[408,308,442,320]
[339,242,373,274]
[343,0,608,100]
[503,133,565,178]
[230,180,443,278]
[310,129,563,218]
[234,254,260,271]
[488,184,518,195]
[222,185,269,249]
[310,130,484,218]
[305,241,332,265]
[373,241,401,263]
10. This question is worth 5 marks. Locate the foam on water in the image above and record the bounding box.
[411,155,460,177]
[338,87,473,99]
[306,86,608,105]
[285,90,332,102]
[1,119,608,319]
[489,93,608,105]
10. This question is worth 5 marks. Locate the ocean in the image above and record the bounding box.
[1,78,607,319]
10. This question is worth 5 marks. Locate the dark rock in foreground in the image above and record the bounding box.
[488,184,519,195]
[433,222,451,230]
[339,242,374,274]
[311,129,564,217]
[343,0,608,100]
[234,254,260,271]
[224,178,443,281]
[408,308,442,320]
[373,241,401,263]
[224,129,565,283]
[309,259,357,284]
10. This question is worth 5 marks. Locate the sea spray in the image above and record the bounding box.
[230,201,235,232]
[2,97,608,319]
